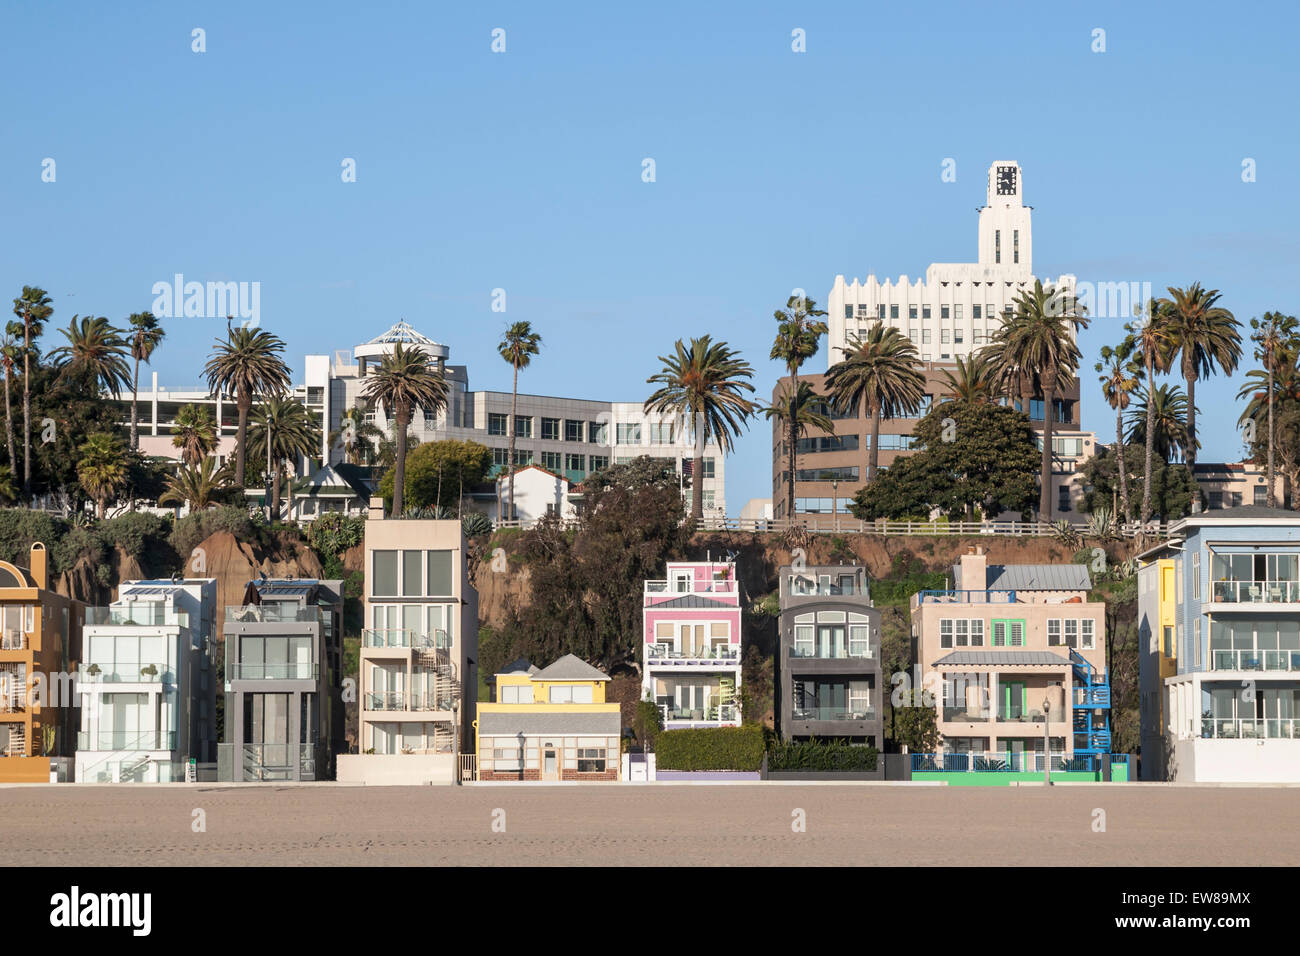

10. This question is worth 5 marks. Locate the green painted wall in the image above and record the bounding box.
[918,768,1127,786]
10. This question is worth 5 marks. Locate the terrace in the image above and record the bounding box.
[915,589,1018,605]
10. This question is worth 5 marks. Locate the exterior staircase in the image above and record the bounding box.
[1070,649,1112,753]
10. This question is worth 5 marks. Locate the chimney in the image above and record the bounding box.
[959,546,987,591]
[28,543,47,590]
[368,496,386,520]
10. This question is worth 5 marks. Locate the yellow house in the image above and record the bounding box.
[473,655,621,782]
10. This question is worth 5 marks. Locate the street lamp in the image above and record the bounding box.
[1042,697,1052,786]
[452,698,461,784]
[831,480,839,533]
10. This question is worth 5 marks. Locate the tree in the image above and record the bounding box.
[12,285,54,495]
[849,400,1040,521]
[769,294,828,520]
[1158,283,1241,472]
[0,463,15,505]
[991,280,1088,518]
[203,326,292,488]
[248,397,319,520]
[159,457,228,512]
[49,315,132,398]
[378,439,492,512]
[76,432,129,518]
[498,322,542,523]
[1243,312,1299,508]
[825,322,925,484]
[171,403,218,467]
[126,312,165,452]
[1125,384,1197,463]
[1096,341,1141,522]
[28,362,123,506]
[329,402,384,465]
[761,381,833,485]
[578,454,680,495]
[361,343,448,517]
[891,706,939,754]
[1,323,20,470]
[1124,302,1173,525]
[1238,347,1300,507]
[940,351,999,404]
[1079,445,1197,521]
[644,335,756,521]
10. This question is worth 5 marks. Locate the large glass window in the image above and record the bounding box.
[565,419,585,442]
[427,550,453,596]
[487,413,508,436]
[541,418,560,441]
[371,551,398,597]
[402,551,422,596]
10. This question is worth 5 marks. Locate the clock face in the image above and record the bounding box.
[997,165,1017,195]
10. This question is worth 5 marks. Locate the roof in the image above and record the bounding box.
[499,657,540,676]
[955,563,1092,592]
[644,595,737,610]
[531,654,611,682]
[364,320,440,347]
[497,463,572,487]
[1181,505,1300,522]
[297,463,374,500]
[477,711,621,736]
[933,650,1072,667]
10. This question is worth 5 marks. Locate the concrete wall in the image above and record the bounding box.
[1173,738,1300,783]
[336,753,456,785]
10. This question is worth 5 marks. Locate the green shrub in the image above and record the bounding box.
[767,740,878,772]
[655,725,764,771]
[169,506,255,558]
[307,512,365,557]
[98,511,171,559]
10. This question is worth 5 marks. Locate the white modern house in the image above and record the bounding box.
[74,579,217,783]
[1138,507,1300,782]
[493,463,579,524]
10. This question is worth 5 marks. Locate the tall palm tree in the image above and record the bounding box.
[159,457,228,512]
[644,336,757,521]
[48,315,132,396]
[770,295,828,521]
[171,403,218,467]
[825,322,926,484]
[249,397,320,520]
[12,286,53,495]
[991,280,1088,518]
[1096,341,1142,521]
[76,432,129,518]
[1244,312,1299,508]
[1125,384,1197,463]
[940,351,999,404]
[1124,300,1172,525]
[375,430,421,472]
[203,327,292,488]
[329,402,385,465]
[1158,283,1242,474]
[761,382,834,482]
[497,322,542,522]
[362,343,449,517]
[0,463,15,505]
[1237,346,1300,505]
[126,312,165,452]
[1,323,21,470]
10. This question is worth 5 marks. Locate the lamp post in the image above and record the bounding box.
[1042,697,1052,786]
[452,698,461,784]
[831,480,839,533]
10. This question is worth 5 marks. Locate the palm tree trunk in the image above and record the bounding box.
[393,407,410,517]
[1184,356,1197,472]
[235,389,251,488]
[508,365,518,523]
[788,367,799,523]
[1115,407,1130,522]
[22,317,31,496]
[1267,361,1276,508]
[868,400,882,483]
[691,450,704,520]
[271,462,282,521]
[130,353,141,451]
[1142,353,1155,525]
[1039,378,1056,520]
[3,365,15,469]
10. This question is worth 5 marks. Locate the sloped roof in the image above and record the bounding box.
[298,463,375,500]
[497,463,572,487]
[365,320,440,347]
[499,657,540,676]
[933,650,1071,667]
[955,563,1092,591]
[531,653,611,682]
[478,712,620,736]
[644,595,736,610]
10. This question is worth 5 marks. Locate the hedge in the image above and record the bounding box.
[654,725,765,771]
[766,740,878,772]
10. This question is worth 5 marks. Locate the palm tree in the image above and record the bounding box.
[497,322,542,522]
[1096,341,1142,521]
[12,286,53,495]
[249,397,320,520]
[1125,384,1197,463]
[126,312,165,451]
[159,457,228,512]
[825,322,926,484]
[1237,346,1300,505]
[770,295,829,520]
[76,432,129,518]
[991,280,1088,519]
[329,403,385,465]
[1244,312,1299,508]
[1,323,21,470]
[1124,301,1173,525]
[203,327,292,488]
[0,463,16,504]
[644,336,757,521]
[1158,283,1242,473]
[362,343,449,517]
[171,403,218,467]
[940,351,999,404]
[375,430,421,472]
[762,382,834,482]
[48,315,132,396]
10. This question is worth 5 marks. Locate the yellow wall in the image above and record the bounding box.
[476,675,618,756]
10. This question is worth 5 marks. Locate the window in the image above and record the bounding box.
[1192,551,1200,600]
[588,421,607,444]
[372,551,398,597]
[649,422,674,444]
[1081,619,1095,650]
[909,305,918,320]
[844,305,853,319]
[514,416,533,439]
[908,330,918,343]
[564,419,585,442]
[492,447,510,467]
[1209,491,1223,510]
[1058,485,1071,513]
[941,329,950,344]
[1013,230,1019,264]
[972,305,981,319]
[542,451,562,471]
[564,453,585,473]
[795,434,859,454]
[589,455,609,471]
[500,684,534,704]
[890,305,899,320]
[541,418,560,441]
[878,304,886,319]
[875,434,916,451]
[616,423,641,445]
[1254,485,1268,505]
[512,449,533,466]
[955,304,963,320]
[856,304,870,317]
[991,619,1025,647]
[995,230,1001,264]
[987,303,996,318]
[488,413,508,436]
[941,305,950,320]
[701,458,716,478]
[426,550,452,595]
[922,305,931,320]
[577,747,607,773]
[922,329,932,344]
[794,466,859,482]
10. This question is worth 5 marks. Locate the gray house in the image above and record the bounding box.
[220,579,345,781]
[778,566,882,749]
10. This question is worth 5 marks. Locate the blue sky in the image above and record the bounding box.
[3,1,1296,511]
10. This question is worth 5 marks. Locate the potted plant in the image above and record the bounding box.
[140,664,159,679]
[86,663,101,679]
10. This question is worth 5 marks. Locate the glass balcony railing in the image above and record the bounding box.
[77,663,169,683]
[1201,717,1300,739]
[225,605,323,623]
[646,644,740,661]
[87,606,189,628]
[915,589,1018,604]
[1210,580,1300,603]
[791,706,877,722]
[77,730,178,751]
[658,703,738,723]
[644,579,737,596]
[787,579,870,598]
[942,706,990,722]
[362,629,448,649]
[227,662,318,680]
[790,644,874,660]
[1210,649,1300,671]
[364,691,453,712]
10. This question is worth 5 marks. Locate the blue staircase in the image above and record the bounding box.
[1070,649,1111,754]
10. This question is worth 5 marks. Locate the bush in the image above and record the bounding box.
[654,725,764,771]
[767,740,878,772]
[169,506,255,558]
[98,511,171,558]
[307,512,364,557]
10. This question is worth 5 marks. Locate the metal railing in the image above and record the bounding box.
[361,628,449,649]
[658,703,739,723]
[497,516,1173,536]
[225,605,323,623]
[1201,717,1300,739]
[0,630,26,650]
[911,751,1096,773]
[87,606,190,628]
[238,743,317,781]
[916,589,1018,604]
[942,706,990,722]
[786,579,871,598]
[644,579,738,596]
[77,663,169,683]
[364,691,454,712]
[790,644,874,660]
[646,645,740,662]
[226,662,319,680]
[791,706,877,722]
[1210,580,1300,603]
[77,730,178,751]
[1210,649,1300,672]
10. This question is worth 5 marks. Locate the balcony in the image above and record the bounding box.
[644,579,737,598]
[227,661,319,680]
[364,691,455,712]
[226,605,323,624]
[87,606,189,628]
[792,706,877,722]
[942,706,990,722]
[1210,580,1300,604]
[77,730,178,751]
[1209,649,1300,672]
[362,629,449,650]
[912,751,1102,773]
[790,644,874,661]
[915,589,1018,605]
[77,663,169,683]
[0,686,26,712]
[646,644,740,665]
[658,702,738,724]
[787,578,870,599]
[0,630,26,650]
[1201,717,1300,739]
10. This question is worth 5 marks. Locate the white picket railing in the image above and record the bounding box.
[493,516,1169,538]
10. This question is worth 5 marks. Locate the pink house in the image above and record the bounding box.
[642,561,743,728]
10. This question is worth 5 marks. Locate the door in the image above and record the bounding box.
[1003,681,1026,721]
[543,744,559,780]
[1004,738,1026,771]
